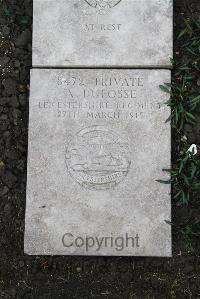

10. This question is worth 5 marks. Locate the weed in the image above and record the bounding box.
[160,18,200,206]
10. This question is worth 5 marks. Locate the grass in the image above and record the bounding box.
[161,17,200,132]
[159,18,200,247]
[171,152,200,204]
[160,17,200,207]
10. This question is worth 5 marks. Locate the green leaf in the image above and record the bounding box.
[190,95,200,104]
[165,220,173,226]
[193,183,200,190]
[182,174,190,187]
[179,160,184,174]
[159,85,171,94]
[162,169,172,173]
[186,112,196,121]
[183,192,190,204]
[4,7,11,17]
[156,180,171,184]
[165,115,172,123]
[174,190,181,199]
[178,28,187,39]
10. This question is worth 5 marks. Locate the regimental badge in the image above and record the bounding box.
[84,0,122,13]
[65,126,131,190]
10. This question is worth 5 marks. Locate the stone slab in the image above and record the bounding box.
[32,0,173,67]
[25,69,171,256]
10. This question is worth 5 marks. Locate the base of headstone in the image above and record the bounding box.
[25,69,171,256]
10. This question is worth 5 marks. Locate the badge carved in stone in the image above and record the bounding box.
[66,126,131,190]
[84,0,122,13]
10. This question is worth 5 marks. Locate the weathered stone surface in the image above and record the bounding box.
[25,69,171,256]
[32,0,173,67]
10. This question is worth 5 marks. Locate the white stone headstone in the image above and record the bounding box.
[25,69,171,256]
[32,0,173,67]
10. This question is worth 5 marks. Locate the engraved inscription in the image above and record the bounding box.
[37,74,164,121]
[65,126,131,190]
[83,23,122,32]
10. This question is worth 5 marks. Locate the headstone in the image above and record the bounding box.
[32,0,173,67]
[25,69,171,256]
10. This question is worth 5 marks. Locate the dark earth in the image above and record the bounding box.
[0,0,200,298]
